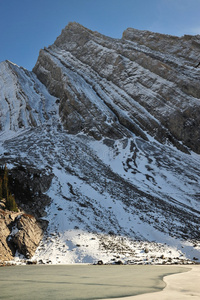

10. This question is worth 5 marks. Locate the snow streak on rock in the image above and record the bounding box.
[0,60,58,131]
[34,22,200,153]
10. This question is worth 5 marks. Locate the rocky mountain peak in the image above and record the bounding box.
[33,23,200,153]
[54,22,112,50]
[0,24,200,264]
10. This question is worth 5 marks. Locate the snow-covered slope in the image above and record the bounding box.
[0,60,58,132]
[0,23,200,264]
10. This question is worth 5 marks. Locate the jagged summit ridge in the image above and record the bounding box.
[33,22,200,153]
[123,27,200,66]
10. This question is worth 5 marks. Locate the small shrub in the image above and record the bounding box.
[6,193,18,212]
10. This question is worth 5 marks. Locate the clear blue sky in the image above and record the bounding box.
[1,0,200,70]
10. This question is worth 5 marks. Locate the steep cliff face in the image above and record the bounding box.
[0,23,200,264]
[0,209,47,261]
[33,22,200,153]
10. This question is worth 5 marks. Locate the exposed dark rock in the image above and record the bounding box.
[8,166,53,219]
[115,260,123,265]
[193,257,199,261]
[26,260,37,265]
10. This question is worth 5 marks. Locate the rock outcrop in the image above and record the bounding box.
[0,209,15,261]
[12,214,48,258]
[0,209,47,261]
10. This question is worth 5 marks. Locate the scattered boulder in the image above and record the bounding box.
[26,260,37,265]
[193,257,199,261]
[115,260,123,265]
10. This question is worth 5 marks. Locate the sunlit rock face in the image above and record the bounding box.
[33,22,200,153]
[0,210,47,261]
[0,23,200,264]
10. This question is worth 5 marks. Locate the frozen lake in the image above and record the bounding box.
[0,265,187,300]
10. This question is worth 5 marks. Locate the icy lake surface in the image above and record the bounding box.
[0,265,188,300]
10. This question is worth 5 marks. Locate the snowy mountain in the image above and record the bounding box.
[0,23,200,264]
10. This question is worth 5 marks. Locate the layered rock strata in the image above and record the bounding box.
[0,23,200,264]
[33,22,200,153]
